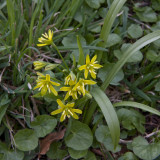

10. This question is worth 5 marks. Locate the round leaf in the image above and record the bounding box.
[95,125,121,153]
[30,115,57,137]
[155,82,160,91]
[106,33,122,47]
[68,148,87,159]
[128,24,143,39]
[14,129,38,151]
[65,121,93,150]
[84,151,96,160]
[146,50,160,62]
[132,136,160,160]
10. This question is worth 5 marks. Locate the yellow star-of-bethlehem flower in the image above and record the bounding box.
[73,79,96,96]
[37,29,53,47]
[64,72,76,85]
[51,99,82,122]
[60,79,78,100]
[79,54,103,79]
[33,61,47,70]
[34,74,60,96]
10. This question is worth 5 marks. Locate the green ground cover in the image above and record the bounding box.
[0,0,160,159]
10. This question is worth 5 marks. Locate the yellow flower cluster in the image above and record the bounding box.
[34,30,103,122]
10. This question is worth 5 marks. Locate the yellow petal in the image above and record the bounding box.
[41,85,48,96]
[51,108,63,115]
[84,80,96,85]
[80,86,85,96]
[37,44,47,47]
[36,72,45,77]
[79,65,86,71]
[68,109,79,119]
[60,87,70,91]
[46,74,50,81]
[50,81,60,86]
[72,91,78,99]
[86,54,90,64]
[57,99,65,108]
[84,69,89,79]
[90,71,96,79]
[91,55,97,63]
[93,64,103,69]
[60,111,67,122]
[50,85,58,96]
[48,29,53,40]
[72,109,82,114]
[67,102,75,108]
[64,92,70,100]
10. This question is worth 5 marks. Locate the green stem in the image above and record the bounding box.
[51,42,69,71]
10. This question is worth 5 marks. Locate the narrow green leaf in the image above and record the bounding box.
[113,101,160,116]
[6,0,15,46]
[102,30,160,89]
[77,35,85,65]
[100,0,127,47]
[91,87,120,149]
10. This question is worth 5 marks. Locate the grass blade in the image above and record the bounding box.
[113,101,160,116]
[77,35,85,65]
[102,30,160,90]
[100,0,126,47]
[91,87,120,149]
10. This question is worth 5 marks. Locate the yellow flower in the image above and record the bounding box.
[51,99,82,122]
[37,29,53,47]
[79,55,103,79]
[33,61,47,70]
[34,74,60,96]
[73,79,96,96]
[60,79,78,100]
[64,72,76,85]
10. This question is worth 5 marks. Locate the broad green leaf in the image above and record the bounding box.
[30,115,57,137]
[134,4,157,22]
[118,152,138,160]
[84,151,96,160]
[106,33,122,47]
[114,101,160,116]
[85,0,104,9]
[62,34,88,62]
[115,43,143,63]
[155,82,160,91]
[127,24,143,39]
[77,35,85,65]
[65,120,93,150]
[14,129,38,151]
[151,0,160,11]
[95,125,121,153]
[98,63,124,85]
[102,30,160,89]
[47,142,67,159]
[91,87,120,148]
[132,136,160,160]
[68,148,88,159]
[117,108,145,133]
[0,142,24,160]
[114,49,143,63]
[3,150,24,160]
[146,50,160,62]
